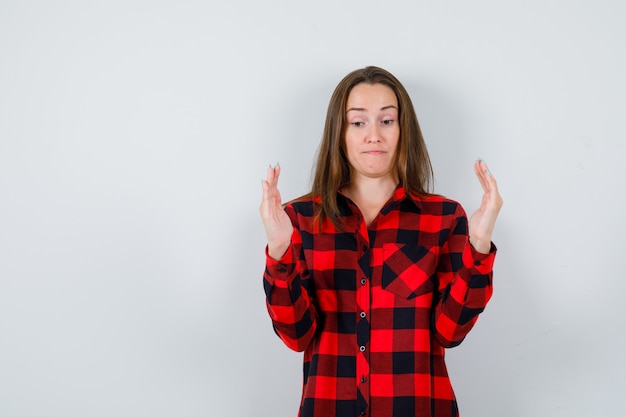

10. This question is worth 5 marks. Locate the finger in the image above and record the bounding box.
[474,160,490,192]
[485,170,499,193]
[274,163,281,182]
[266,163,282,189]
[260,179,272,214]
[266,164,275,184]
[264,164,285,208]
[272,165,282,193]
[477,164,503,215]
[479,160,500,195]
[262,165,278,211]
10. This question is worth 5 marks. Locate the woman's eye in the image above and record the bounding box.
[382,119,395,125]
[351,121,365,127]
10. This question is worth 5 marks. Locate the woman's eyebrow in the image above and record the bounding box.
[346,105,398,113]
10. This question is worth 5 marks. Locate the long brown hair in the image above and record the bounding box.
[304,66,434,227]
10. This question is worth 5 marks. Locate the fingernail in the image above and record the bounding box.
[477,157,491,175]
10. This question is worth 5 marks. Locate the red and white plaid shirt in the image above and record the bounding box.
[263,186,496,417]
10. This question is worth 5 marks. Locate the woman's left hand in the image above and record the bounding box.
[468,159,503,253]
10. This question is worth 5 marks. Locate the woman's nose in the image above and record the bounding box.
[367,124,381,143]
[367,127,381,143]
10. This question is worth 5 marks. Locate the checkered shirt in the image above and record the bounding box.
[263,186,496,417]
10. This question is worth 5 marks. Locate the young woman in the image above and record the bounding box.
[260,66,503,417]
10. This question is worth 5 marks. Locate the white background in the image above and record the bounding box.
[1,1,625,416]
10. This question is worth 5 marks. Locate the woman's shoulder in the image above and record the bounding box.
[283,193,319,216]
[408,192,466,216]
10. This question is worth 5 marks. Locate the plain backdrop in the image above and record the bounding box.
[1,1,625,416]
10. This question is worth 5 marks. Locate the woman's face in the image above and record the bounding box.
[344,83,400,182]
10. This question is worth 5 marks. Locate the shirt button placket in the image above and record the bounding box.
[355,238,371,417]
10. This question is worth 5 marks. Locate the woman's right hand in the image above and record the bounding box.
[260,164,293,260]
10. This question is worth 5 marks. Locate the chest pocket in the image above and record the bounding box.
[382,243,438,299]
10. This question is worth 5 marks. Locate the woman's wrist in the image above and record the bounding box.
[268,242,290,261]
[469,236,491,254]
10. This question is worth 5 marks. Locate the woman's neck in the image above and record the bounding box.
[343,175,399,225]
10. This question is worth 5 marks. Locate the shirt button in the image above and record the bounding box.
[362,245,368,252]
[360,312,366,319]
[360,278,367,285]
[361,376,367,383]
[360,411,366,416]
[359,345,366,352]
[278,267,286,272]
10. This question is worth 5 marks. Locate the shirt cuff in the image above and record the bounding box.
[464,241,497,274]
[265,244,295,279]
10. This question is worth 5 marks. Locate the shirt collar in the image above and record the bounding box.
[337,185,426,214]
[383,185,422,215]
